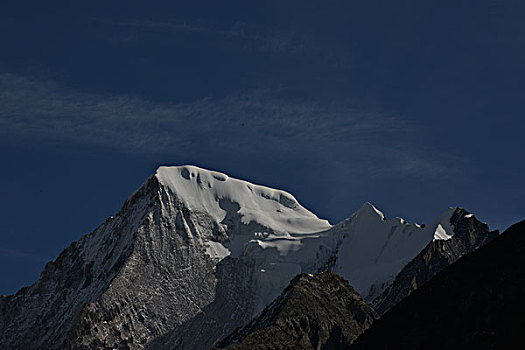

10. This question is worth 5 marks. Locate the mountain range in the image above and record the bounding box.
[0,165,508,349]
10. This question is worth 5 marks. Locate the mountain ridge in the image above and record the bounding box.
[0,165,493,349]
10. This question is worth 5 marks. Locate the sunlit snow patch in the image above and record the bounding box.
[433,224,454,241]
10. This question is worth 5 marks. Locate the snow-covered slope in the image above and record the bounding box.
[156,166,331,260]
[330,203,459,301]
[156,166,330,237]
[371,208,499,315]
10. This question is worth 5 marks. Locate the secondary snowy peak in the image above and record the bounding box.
[371,207,498,315]
[155,166,330,234]
[353,202,387,221]
[332,204,460,301]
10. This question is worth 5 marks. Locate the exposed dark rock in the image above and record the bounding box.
[214,271,378,350]
[351,220,525,350]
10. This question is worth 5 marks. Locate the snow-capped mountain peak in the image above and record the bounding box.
[156,165,331,235]
[155,166,332,262]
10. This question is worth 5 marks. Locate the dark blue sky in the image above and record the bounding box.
[1,0,524,294]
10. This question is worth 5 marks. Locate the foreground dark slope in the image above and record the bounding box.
[214,272,378,350]
[352,220,525,350]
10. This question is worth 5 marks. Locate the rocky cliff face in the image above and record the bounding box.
[0,175,221,349]
[351,220,525,350]
[371,208,499,315]
[214,271,378,350]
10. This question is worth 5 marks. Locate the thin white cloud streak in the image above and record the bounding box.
[0,73,459,179]
[95,18,309,56]
[0,247,47,263]
[107,18,209,33]
[224,22,306,55]
[90,17,353,70]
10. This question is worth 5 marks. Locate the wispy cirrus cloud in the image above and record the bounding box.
[93,17,309,56]
[99,18,209,35]
[0,72,461,180]
[224,22,307,55]
[89,17,353,70]
[0,247,48,263]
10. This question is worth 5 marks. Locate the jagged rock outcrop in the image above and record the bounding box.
[351,220,525,350]
[372,208,499,314]
[214,271,378,350]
